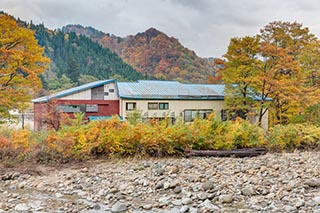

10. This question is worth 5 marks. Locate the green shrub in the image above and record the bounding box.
[190,116,266,150]
[267,124,320,151]
[1,113,319,163]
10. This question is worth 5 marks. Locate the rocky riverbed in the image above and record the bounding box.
[0,152,319,213]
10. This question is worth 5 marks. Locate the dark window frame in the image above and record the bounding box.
[126,102,136,111]
[148,102,159,110]
[57,105,81,113]
[159,102,169,110]
[184,109,212,122]
[91,86,104,100]
[221,109,228,121]
[148,102,169,110]
[86,104,98,112]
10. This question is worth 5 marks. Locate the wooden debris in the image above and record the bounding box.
[186,148,267,158]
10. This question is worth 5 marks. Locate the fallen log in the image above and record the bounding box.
[186,148,267,158]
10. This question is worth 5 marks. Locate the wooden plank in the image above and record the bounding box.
[186,148,267,158]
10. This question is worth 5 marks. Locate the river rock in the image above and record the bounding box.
[241,186,255,196]
[219,194,233,203]
[14,203,30,211]
[0,152,319,213]
[111,202,127,213]
[305,179,320,187]
[181,197,193,205]
[179,206,189,213]
[201,180,214,191]
[200,199,219,210]
[154,168,165,176]
[173,186,182,194]
[314,196,320,205]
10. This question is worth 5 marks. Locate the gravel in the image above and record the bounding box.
[0,151,319,212]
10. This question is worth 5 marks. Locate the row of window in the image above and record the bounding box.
[104,89,115,97]
[149,102,169,110]
[57,103,228,123]
[125,102,214,122]
[57,104,99,113]
[126,102,169,111]
[184,110,213,122]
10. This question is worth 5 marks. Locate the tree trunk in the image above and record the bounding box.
[186,148,267,158]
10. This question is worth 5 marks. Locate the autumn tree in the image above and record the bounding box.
[221,21,318,126]
[258,21,317,125]
[222,36,261,120]
[207,58,225,84]
[37,99,67,131]
[0,14,50,118]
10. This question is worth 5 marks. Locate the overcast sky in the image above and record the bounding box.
[3,0,320,58]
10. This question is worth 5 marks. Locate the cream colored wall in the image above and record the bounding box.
[60,89,91,100]
[120,99,225,119]
[104,83,118,100]
[120,99,269,130]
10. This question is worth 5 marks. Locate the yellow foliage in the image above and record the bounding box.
[0,14,50,117]
[11,129,32,152]
[267,124,320,151]
[0,115,319,162]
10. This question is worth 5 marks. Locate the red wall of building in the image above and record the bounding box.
[34,102,45,131]
[34,99,119,130]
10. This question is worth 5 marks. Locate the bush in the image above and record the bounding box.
[267,124,320,151]
[1,113,319,163]
[0,127,38,161]
[190,115,266,150]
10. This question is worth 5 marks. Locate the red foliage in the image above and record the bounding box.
[63,25,219,83]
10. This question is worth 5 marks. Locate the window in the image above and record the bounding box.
[109,89,115,93]
[148,102,158,110]
[199,110,211,119]
[159,103,169,110]
[57,105,81,113]
[184,109,212,122]
[92,86,104,100]
[86,104,98,112]
[104,92,109,96]
[126,102,136,111]
[221,109,228,121]
[148,102,169,110]
[184,110,194,122]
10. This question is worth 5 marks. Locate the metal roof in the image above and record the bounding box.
[32,79,116,103]
[32,78,270,103]
[117,80,225,100]
[32,79,228,103]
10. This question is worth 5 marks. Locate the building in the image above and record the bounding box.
[32,79,268,130]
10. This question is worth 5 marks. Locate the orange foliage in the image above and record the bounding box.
[207,58,226,84]
[0,14,50,117]
[63,25,217,83]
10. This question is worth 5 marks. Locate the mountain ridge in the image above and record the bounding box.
[62,24,217,83]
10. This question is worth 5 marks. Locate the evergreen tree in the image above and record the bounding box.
[66,58,80,84]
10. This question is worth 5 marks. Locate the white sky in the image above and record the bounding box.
[2,0,320,58]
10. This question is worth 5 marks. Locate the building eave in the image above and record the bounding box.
[32,79,117,103]
[119,95,225,101]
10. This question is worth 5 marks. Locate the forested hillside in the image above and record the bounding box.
[62,25,217,83]
[29,24,145,91]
